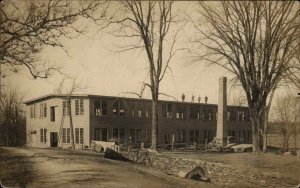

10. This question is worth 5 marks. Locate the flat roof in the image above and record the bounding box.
[23,93,248,108]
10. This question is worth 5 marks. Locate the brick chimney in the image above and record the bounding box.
[216,77,227,144]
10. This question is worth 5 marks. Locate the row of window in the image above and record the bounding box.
[62,99,84,116]
[93,128,251,145]
[40,128,84,144]
[94,99,249,121]
[31,99,84,119]
[30,104,47,118]
[31,98,249,122]
[62,128,84,144]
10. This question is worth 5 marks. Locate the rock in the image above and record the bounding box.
[260,180,266,184]
[104,148,130,161]
[283,151,292,156]
[177,166,210,182]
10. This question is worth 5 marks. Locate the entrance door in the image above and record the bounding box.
[50,132,58,147]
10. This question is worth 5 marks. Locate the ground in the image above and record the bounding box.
[167,150,300,187]
[0,147,215,188]
[1,147,300,188]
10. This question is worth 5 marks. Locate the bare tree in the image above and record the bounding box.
[0,89,25,146]
[53,76,86,149]
[106,1,183,150]
[193,1,300,152]
[0,0,107,79]
[273,94,300,152]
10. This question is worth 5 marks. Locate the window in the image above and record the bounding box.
[30,104,36,118]
[145,103,151,118]
[228,130,236,142]
[113,128,119,142]
[119,101,125,116]
[119,129,125,144]
[44,103,47,117]
[113,101,119,115]
[190,105,200,119]
[136,129,142,143]
[176,104,186,119]
[95,99,108,116]
[190,130,194,143]
[162,103,172,118]
[111,128,125,144]
[39,103,47,117]
[203,130,213,143]
[95,100,101,116]
[94,128,108,141]
[40,129,47,143]
[130,101,136,117]
[138,110,142,117]
[175,130,186,143]
[227,112,231,121]
[63,128,70,143]
[129,129,136,143]
[75,99,84,115]
[75,128,84,144]
[165,134,170,144]
[62,100,70,116]
[50,106,55,122]
[203,108,213,120]
[190,130,199,143]
[228,110,236,121]
[146,128,151,144]
[238,111,245,121]
[145,110,151,118]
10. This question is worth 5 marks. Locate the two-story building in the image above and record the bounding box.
[24,93,252,149]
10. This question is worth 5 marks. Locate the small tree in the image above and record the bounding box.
[53,77,86,149]
[273,94,300,152]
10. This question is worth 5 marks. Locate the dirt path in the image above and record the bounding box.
[0,148,215,188]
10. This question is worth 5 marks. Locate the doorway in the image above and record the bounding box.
[50,132,58,147]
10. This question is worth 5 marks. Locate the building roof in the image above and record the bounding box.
[23,93,248,109]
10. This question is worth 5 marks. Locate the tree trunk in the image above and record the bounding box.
[151,99,158,150]
[68,98,75,150]
[252,114,261,153]
[263,110,268,152]
[263,88,275,152]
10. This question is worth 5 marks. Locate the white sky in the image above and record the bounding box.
[4,1,298,106]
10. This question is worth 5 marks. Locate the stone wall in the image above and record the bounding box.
[127,149,298,187]
[128,149,233,184]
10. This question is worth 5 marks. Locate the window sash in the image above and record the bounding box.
[75,100,79,115]
[40,129,47,143]
[75,128,83,144]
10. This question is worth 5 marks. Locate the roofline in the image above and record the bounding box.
[23,94,89,104]
[24,93,249,108]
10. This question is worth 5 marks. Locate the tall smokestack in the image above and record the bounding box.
[216,77,227,144]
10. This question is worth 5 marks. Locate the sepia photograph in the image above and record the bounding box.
[0,0,299,187]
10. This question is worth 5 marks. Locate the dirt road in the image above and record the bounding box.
[0,147,213,188]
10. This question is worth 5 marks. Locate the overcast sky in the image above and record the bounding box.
[4,1,297,105]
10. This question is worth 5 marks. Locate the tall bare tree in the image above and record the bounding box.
[193,1,300,152]
[0,0,107,79]
[107,1,183,150]
[273,94,300,152]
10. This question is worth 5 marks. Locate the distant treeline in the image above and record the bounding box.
[0,120,26,147]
